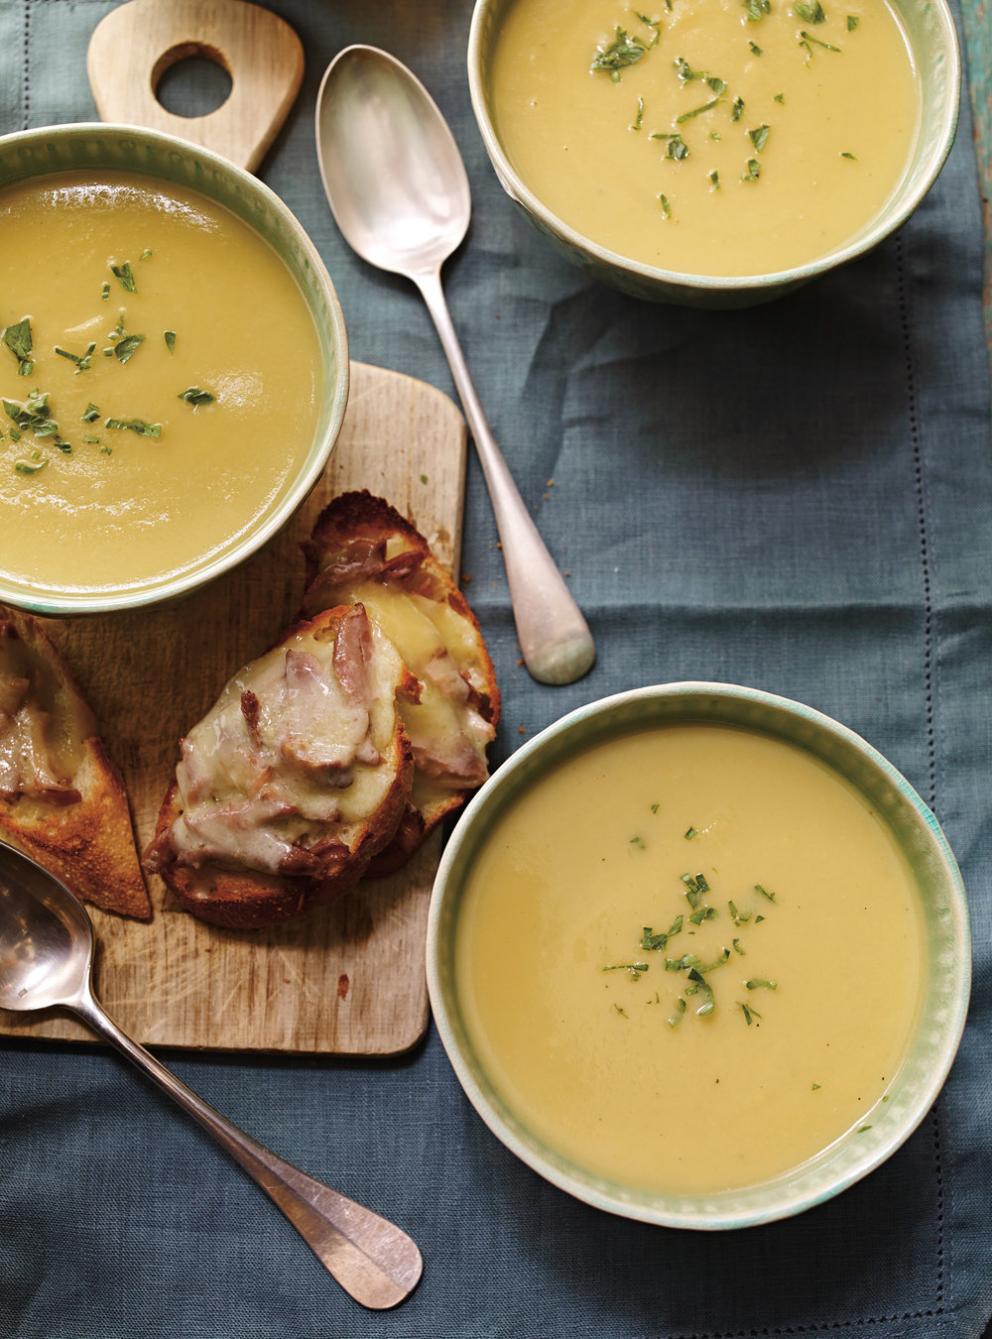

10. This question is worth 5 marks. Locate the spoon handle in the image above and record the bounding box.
[71,987,422,1310]
[415,269,596,686]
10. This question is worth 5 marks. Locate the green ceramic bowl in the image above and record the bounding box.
[467,0,960,307]
[0,123,349,616]
[427,682,970,1229]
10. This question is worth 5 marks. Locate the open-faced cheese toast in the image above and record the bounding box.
[146,604,415,929]
[301,492,500,874]
[0,606,150,920]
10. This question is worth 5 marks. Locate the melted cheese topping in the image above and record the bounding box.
[0,626,90,801]
[166,609,402,875]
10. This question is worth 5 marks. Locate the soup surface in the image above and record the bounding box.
[0,171,321,596]
[491,0,920,276]
[456,724,925,1195]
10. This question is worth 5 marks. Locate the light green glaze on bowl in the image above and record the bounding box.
[468,0,961,307]
[0,123,349,616]
[427,683,971,1229]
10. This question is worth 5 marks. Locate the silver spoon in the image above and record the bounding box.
[0,841,422,1311]
[315,45,596,688]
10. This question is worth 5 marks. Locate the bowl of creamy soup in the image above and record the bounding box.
[468,0,959,305]
[427,683,969,1227]
[0,125,349,615]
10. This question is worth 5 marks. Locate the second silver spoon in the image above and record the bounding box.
[315,45,596,687]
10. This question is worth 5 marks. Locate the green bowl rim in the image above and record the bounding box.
[0,121,350,617]
[426,681,971,1229]
[466,0,961,293]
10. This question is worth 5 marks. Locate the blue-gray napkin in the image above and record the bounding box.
[2,2,991,1336]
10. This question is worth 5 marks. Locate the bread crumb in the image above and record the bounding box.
[337,973,350,1000]
[546,478,555,487]
[516,658,525,667]
[517,724,528,735]
[461,572,472,584]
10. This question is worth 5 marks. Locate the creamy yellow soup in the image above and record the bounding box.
[456,725,925,1195]
[491,0,920,275]
[0,172,321,595]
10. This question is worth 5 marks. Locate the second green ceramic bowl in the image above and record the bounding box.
[0,123,349,617]
[427,682,970,1229]
[468,0,961,307]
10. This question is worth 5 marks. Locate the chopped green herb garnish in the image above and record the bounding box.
[812,1082,822,1090]
[795,0,827,20]
[684,826,698,839]
[100,445,113,455]
[774,91,785,102]
[731,95,745,121]
[629,833,646,849]
[114,334,145,366]
[858,1125,872,1133]
[739,1001,761,1025]
[687,967,714,1016]
[139,248,153,261]
[729,900,752,925]
[745,977,778,990]
[709,130,722,140]
[657,192,672,219]
[681,871,710,907]
[641,915,683,951]
[749,40,763,53]
[732,937,745,956]
[631,96,645,131]
[110,261,136,293]
[3,390,68,451]
[674,57,726,93]
[100,282,111,302]
[840,151,857,160]
[743,0,771,19]
[82,434,101,445]
[708,170,720,189]
[689,905,716,925]
[3,318,33,377]
[81,403,101,423]
[755,913,766,923]
[665,952,700,972]
[178,386,216,407]
[754,884,777,902]
[698,948,731,973]
[164,330,176,354]
[603,961,649,980]
[655,134,689,160]
[613,1003,629,1018]
[847,13,859,27]
[650,802,660,813]
[13,456,46,476]
[419,473,429,484]
[667,997,687,1027]
[635,11,661,45]
[104,417,162,438]
[591,27,647,81]
[54,341,96,374]
[749,124,770,152]
[799,29,841,54]
[676,97,722,123]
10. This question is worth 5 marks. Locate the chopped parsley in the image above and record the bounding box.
[139,248,153,261]
[658,192,673,218]
[689,905,716,925]
[164,330,176,354]
[650,132,690,160]
[114,334,145,366]
[641,915,683,950]
[774,91,786,103]
[3,390,69,452]
[82,403,101,423]
[100,281,111,302]
[708,170,720,189]
[3,318,33,377]
[104,417,162,438]
[732,937,745,956]
[742,159,761,182]
[847,13,860,27]
[745,977,778,990]
[591,27,647,81]
[729,900,752,925]
[667,998,687,1027]
[631,96,646,131]
[731,95,745,121]
[749,124,770,152]
[687,967,714,1016]
[674,57,726,94]
[676,97,722,123]
[629,833,646,849]
[13,453,46,477]
[681,871,710,907]
[743,0,771,19]
[603,961,649,980]
[178,386,216,407]
[799,29,841,54]
[635,11,662,45]
[841,150,858,160]
[795,0,827,20]
[110,261,137,293]
[755,884,777,902]
[749,40,763,53]
[739,1001,761,1025]
[812,1082,822,1090]
[54,341,96,374]
[684,826,698,839]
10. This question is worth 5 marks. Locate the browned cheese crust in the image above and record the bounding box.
[302,491,500,874]
[0,606,150,920]
[146,605,414,930]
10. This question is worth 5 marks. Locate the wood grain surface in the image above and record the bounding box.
[961,0,992,349]
[0,361,467,1055]
[87,0,304,172]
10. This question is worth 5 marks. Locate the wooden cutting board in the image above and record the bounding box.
[0,361,467,1054]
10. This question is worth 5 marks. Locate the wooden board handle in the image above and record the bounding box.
[87,0,304,172]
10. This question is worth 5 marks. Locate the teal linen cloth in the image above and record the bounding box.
[2,1,991,1336]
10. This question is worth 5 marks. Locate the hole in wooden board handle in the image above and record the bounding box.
[87,0,304,173]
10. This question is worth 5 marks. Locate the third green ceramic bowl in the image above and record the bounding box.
[467,0,961,307]
[427,682,970,1229]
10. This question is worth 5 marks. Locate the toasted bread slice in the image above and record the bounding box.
[146,604,415,929]
[302,491,499,874]
[0,607,150,920]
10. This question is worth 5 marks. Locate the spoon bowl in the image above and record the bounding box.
[316,45,469,275]
[0,845,92,1011]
